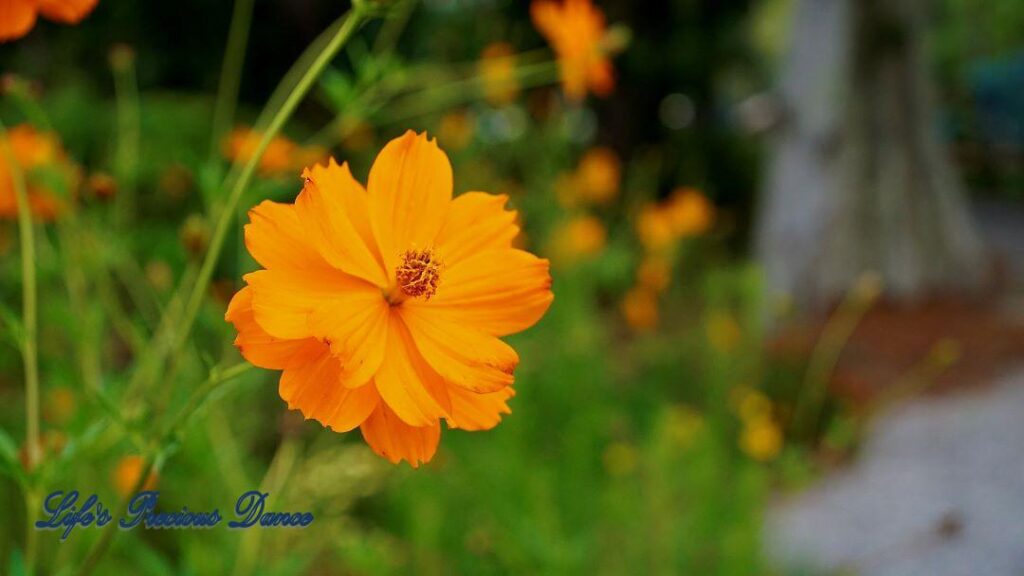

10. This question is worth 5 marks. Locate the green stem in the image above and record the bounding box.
[309,57,559,147]
[792,274,881,438]
[167,8,369,366]
[161,362,253,439]
[111,53,140,229]
[208,0,256,163]
[0,120,41,575]
[375,59,558,126]
[231,438,300,576]
[76,362,251,576]
[76,452,157,576]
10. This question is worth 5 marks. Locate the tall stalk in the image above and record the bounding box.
[166,6,371,375]
[0,120,41,575]
[208,0,256,163]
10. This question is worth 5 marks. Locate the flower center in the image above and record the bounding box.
[395,248,442,301]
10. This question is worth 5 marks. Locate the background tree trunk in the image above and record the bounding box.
[756,0,986,313]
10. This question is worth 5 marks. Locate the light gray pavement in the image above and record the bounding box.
[766,369,1024,576]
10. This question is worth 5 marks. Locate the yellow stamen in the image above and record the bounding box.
[396,248,442,301]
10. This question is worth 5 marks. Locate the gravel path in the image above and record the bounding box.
[766,369,1024,576]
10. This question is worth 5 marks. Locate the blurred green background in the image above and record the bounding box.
[1,0,1023,574]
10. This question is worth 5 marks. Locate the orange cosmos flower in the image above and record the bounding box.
[550,214,606,264]
[574,146,620,204]
[0,124,75,220]
[479,42,520,106]
[0,0,97,42]
[620,285,658,331]
[531,0,614,101]
[226,131,554,467]
[112,455,158,497]
[665,187,714,237]
[223,127,300,178]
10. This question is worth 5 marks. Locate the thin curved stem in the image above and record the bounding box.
[208,0,256,163]
[76,361,251,576]
[0,119,41,574]
[169,7,369,368]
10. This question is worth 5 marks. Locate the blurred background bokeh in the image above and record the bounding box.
[1,0,1023,574]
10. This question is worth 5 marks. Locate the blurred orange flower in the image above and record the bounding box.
[636,254,671,293]
[226,131,553,467]
[739,416,782,462]
[621,286,658,331]
[636,188,715,251]
[568,146,620,205]
[292,144,330,172]
[438,110,475,151]
[42,386,76,425]
[551,214,606,263]
[479,42,520,106]
[112,455,158,497]
[531,0,614,101]
[665,187,714,237]
[0,124,75,221]
[223,127,299,177]
[0,0,98,42]
[635,203,675,251]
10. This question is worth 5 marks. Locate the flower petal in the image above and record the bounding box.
[530,0,561,39]
[308,297,390,389]
[372,314,450,427]
[400,305,518,394]
[225,286,324,370]
[36,0,97,23]
[446,387,515,431]
[295,159,388,287]
[244,200,329,271]
[416,248,553,336]
[367,131,452,274]
[279,349,380,432]
[434,192,519,266]
[0,0,36,42]
[360,403,441,468]
[245,268,379,340]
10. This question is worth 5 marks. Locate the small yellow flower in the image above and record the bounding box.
[620,286,658,331]
[636,254,671,293]
[556,147,621,207]
[574,147,620,205]
[42,387,76,425]
[551,215,606,263]
[222,127,299,177]
[438,110,475,151]
[0,124,77,221]
[665,187,714,237]
[602,441,638,476]
[636,203,676,251]
[730,386,772,422]
[705,310,742,353]
[479,43,520,106]
[531,0,615,101]
[739,416,782,462]
[112,455,158,497]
